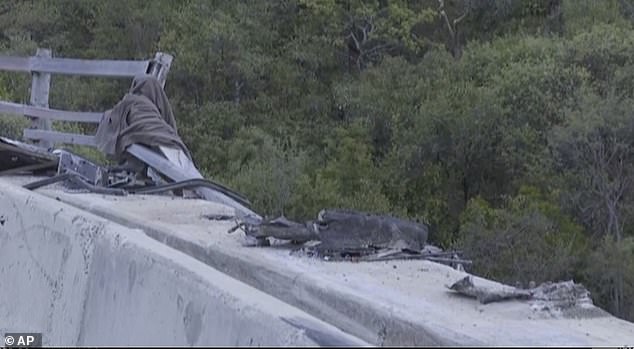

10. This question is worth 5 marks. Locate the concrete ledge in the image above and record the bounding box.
[17,180,633,346]
[0,180,369,346]
[26,193,463,345]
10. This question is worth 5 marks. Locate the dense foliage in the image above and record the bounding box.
[1,0,633,320]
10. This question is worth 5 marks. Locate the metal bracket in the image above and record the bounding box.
[55,150,107,187]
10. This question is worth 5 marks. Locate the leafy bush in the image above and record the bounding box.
[0,114,29,140]
[458,187,588,285]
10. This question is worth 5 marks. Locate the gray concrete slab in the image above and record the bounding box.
[0,179,370,346]
[10,175,632,346]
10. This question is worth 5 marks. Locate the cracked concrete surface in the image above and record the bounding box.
[0,179,370,346]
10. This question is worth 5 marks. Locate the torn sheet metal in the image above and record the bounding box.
[0,136,58,175]
[234,209,428,250]
[55,149,108,186]
[259,216,318,242]
[126,143,262,223]
[447,275,604,318]
[229,208,450,263]
[314,209,429,252]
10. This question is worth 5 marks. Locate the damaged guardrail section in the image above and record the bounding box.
[0,179,368,346]
[0,49,172,149]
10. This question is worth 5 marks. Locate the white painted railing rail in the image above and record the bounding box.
[0,49,173,148]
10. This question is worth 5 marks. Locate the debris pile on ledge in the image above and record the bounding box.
[229,208,471,267]
[1,133,469,265]
[1,76,262,224]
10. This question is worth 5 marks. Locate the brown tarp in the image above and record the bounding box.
[95,75,191,161]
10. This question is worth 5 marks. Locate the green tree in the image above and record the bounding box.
[549,91,634,317]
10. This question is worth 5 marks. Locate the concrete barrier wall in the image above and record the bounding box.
[0,180,368,346]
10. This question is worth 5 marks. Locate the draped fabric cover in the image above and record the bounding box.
[95,75,191,161]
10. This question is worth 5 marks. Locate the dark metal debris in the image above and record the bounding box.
[229,208,471,265]
[0,136,58,175]
[315,209,429,252]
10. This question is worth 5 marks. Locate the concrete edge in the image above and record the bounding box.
[0,180,371,346]
[38,190,483,346]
